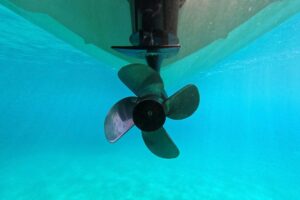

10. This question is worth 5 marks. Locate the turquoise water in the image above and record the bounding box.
[0,5,300,200]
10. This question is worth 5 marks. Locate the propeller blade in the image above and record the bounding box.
[142,128,179,159]
[104,97,137,143]
[164,84,200,120]
[118,64,164,97]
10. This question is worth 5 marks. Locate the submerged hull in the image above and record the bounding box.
[1,0,300,83]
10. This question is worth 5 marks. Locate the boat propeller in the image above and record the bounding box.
[104,63,200,158]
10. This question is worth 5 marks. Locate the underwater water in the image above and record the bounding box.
[0,4,300,200]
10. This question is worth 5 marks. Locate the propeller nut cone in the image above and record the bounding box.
[133,100,166,132]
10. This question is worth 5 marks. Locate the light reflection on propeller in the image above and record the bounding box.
[105,97,137,142]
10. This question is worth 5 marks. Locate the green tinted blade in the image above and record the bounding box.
[165,84,200,120]
[142,128,179,159]
[118,64,164,97]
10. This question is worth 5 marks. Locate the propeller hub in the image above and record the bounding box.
[133,99,166,132]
